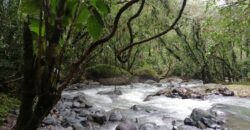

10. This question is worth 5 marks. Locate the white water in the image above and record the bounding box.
[63,83,250,129]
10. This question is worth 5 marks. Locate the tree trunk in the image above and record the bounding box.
[14,21,36,130]
[23,93,60,130]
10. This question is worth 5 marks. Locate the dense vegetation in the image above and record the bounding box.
[0,0,249,130]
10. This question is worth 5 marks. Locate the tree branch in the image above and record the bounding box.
[58,0,140,91]
[117,0,187,55]
[118,0,145,63]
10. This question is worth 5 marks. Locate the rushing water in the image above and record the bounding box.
[63,82,250,130]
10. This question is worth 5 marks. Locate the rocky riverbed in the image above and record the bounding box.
[35,79,250,130]
[1,79,250,130]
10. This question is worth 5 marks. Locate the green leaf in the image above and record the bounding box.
[87,15,104,39]
[29,17,45,37]
[90,0,110,16]
[20,0,41,16]
[77,5,90,24]
[51,0,58,14]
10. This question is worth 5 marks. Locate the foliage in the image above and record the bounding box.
[0,93,20,125]
[239,59,250,79]
[85,64,131,79]
[0,0,22,82]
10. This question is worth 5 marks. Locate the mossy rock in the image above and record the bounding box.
[85,64,131,85]
[133,67,159,82]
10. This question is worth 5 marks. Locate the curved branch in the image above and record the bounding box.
[128,0,145,44]
[118,0,145,63]
[117,0,187,55]
[58,0,140,91]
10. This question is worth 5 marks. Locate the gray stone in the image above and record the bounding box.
[185,108,224,129]
[43,115,58,125]
[184,117,195,126]
[109,110,123,121]
[91,110,107,125]
[72,101,81,108]
[79,110,91,117]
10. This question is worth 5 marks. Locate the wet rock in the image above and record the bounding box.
[184,118,195,126]
[72,101,81,108]
[79,110,91,117]
[73,93,93,108]
[84,101,93,108]
[171,87,203,99]
[55,101,66,112]
[63,116,78,126]
[116,120,138,130]
[184,108,223,129]
[144,87,203,101]
[90,109,107,125]
[64,102,73,107]
[109,109,123,121]
[218,87,234,96]
[139,122,157,130]
[43,115,58,125]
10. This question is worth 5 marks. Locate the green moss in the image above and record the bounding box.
[133,66,159,80]
[0,93,20,125]
[85,64,131,79]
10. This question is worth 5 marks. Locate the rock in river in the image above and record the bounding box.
[184,108,223,129]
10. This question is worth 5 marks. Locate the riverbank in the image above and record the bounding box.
[227,84,250,97]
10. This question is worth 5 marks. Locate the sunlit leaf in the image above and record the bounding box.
[87,15,104,39]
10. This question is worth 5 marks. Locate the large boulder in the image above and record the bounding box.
[133,67,159,82]
[144,87,203,101]
[85,64,131,85]
[184,108,223,129]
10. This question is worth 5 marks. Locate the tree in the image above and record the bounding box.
[14,0,187,129]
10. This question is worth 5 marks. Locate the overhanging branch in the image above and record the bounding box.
[117,0,187,55]
[58,0,140,91]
